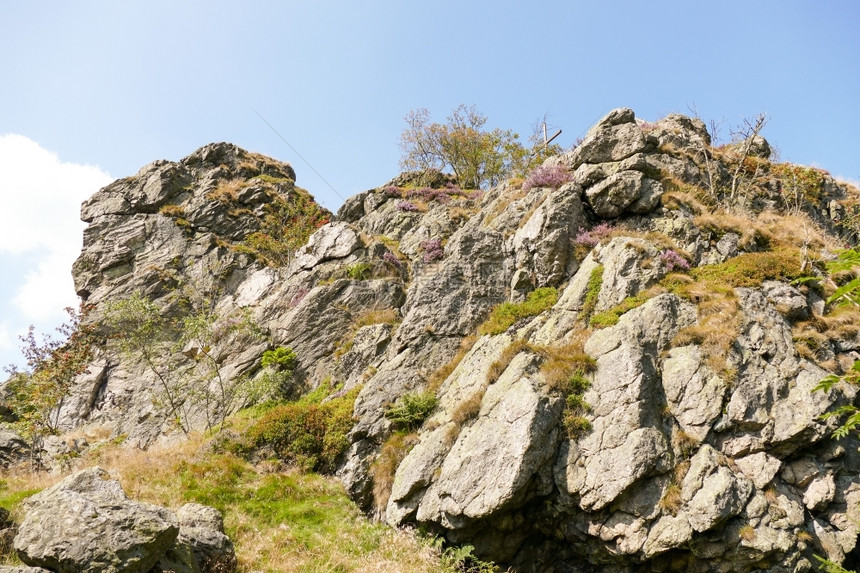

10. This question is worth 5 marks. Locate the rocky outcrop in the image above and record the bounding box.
[22,107,860,571]
[13,467,233,573]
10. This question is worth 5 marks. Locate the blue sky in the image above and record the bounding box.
[1,1,858,368]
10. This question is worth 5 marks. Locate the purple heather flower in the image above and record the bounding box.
[420,238,444,263]
[660,249,691,272]
[396,200,420,212]
[573,223,614,248]
[523,164,573,190]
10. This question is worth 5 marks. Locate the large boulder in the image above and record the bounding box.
[14,467,178,573]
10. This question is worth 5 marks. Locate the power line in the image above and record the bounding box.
[251,108,346,204]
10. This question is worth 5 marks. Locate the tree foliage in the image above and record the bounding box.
[4,305,97,441]
[103,291,263,434]
[813,248,860,439]
[399,105,560,189]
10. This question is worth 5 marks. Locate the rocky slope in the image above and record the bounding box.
[10,108,860,571]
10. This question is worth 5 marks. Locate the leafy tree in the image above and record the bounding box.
[399,105,560,189]
[4,305,97,445]
[813,248,860,438]
[104,291,263,434]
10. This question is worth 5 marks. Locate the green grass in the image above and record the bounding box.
[0,429,467,572]
[578,265,604,322]
[689,250,807,289]
[589,293,650,328]
[479,287,558,335]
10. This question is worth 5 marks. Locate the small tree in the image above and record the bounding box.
[104,291,263,434]
[399,105,559,189]
[4,305,97,451]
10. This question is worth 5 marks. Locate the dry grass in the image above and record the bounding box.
[486,339,535,385]
[739,524,757,542]
[536,341,597,392]
[671,428,698,457]
[426,335,477,393]
[158,203,186,218]
[370,432,420,512]
[208,178,246,203]
[355,308,400,328]
[451,392,484,426]
[658,483,683,516]
[0,432,455,572]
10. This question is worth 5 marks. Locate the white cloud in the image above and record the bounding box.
[0,134,111,256]
[0,135,111,367]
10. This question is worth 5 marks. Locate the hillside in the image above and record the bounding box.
[3,108,860,572]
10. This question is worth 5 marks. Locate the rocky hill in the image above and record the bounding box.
[5,108,860,572]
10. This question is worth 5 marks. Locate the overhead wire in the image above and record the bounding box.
[252,108,346,205]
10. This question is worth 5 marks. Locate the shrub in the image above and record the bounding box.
[479,287,559,335]
[522,164,573,190]
[261,346,297,371]
[420,238,445,263]
[383,251,403,269]
[240,187,330,267]
[659,249,691,272]
[243,387,359,473]
[396,200,420,212]
[574,223,615,248]
[346,262,372,280]
[385,392,437,431]
[400,105,548,190]
[4,305,96,441]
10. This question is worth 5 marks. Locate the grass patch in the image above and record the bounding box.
[578,265,604,322]
[239,387,359,473]
[478,287,558,335]
[385,392,437,431]
[0,433,457,572]
[370,432,420,512]
[690,250,807,288]
[589,291,654,328]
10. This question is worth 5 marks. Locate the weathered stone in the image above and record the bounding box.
[662,346,727,442]
[292,222,361,270]
[14,467,178,573]
[585,170,652,218]
[511,182,585,287]
[735,452,781,489]
[0,429,29,467]
[413,351,562,528]
[568,108,652,166]
[762,280,810,320]
[803,473,836,511]
[167,504,236,573]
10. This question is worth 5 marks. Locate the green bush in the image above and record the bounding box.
[479,287,558,335]
[384,391,437,430]
[243,387,358,473]
[261,346,297,371]
[346,262,372,280]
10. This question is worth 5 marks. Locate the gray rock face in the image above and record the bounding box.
[585,170,663,218]
[14,467,178,573]
[52,109,860,572]
[155,503,236,573]
[0,429,30,467]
